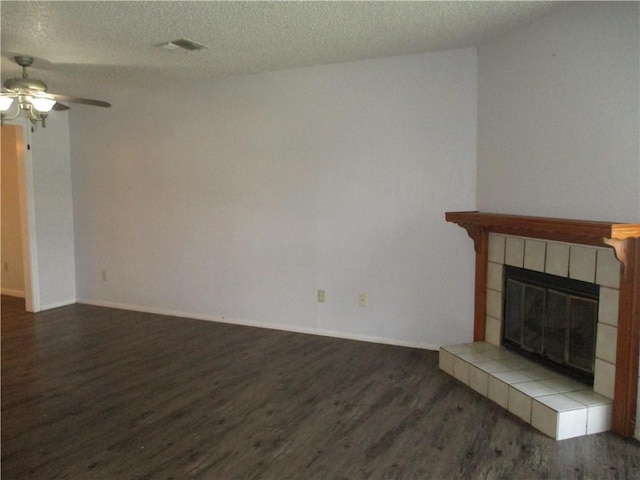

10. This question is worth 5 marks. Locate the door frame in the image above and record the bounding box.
[4,123,40,312]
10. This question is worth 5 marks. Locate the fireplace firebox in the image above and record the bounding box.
[503,265,599,385]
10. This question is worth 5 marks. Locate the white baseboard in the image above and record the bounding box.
[1,288,25,298]
[76,298,440,351]
[39,298,77,311]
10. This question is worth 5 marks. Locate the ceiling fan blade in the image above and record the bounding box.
[46,93,110,108]
[52,102,70,111]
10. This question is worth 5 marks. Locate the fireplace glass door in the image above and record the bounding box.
[503,266,599,385]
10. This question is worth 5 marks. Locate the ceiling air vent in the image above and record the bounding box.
[158,38,207,52]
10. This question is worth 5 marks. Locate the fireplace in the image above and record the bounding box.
[444,212,640,439]
[502,265,599,385]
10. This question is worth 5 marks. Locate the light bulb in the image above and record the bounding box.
[0,95,15,112]
[30,96,56,112]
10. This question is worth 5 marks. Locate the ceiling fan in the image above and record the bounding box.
[1,55,110,127]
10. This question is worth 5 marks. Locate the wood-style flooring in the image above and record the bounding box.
[2,295,639,479]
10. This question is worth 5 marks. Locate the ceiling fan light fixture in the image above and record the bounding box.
[2,55,110,129]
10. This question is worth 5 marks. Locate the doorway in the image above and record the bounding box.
[1,125,35,311]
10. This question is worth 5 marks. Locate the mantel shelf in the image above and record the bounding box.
[445,211,640,245]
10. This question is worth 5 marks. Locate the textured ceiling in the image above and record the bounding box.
[1,1,569,100]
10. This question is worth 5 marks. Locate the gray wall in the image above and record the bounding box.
[477,2,639,222]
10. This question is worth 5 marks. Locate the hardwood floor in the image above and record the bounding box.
[2,295,639,479]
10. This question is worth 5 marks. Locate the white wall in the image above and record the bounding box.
[28,113,77,309]
[477,2,640,222]
[70,49,477,348]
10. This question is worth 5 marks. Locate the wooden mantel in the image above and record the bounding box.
[446,211,640,438]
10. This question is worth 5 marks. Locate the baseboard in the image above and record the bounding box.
[1,288,25,298]
[76,298,440,351]
[39,298,77,311]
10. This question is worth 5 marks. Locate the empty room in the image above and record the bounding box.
[1,1,639,479]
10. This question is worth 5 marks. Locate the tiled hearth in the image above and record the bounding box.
[440,342,612,440]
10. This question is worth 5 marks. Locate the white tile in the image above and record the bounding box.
[596,249,620,289]
[501,356,536,370]
[518,366,558,381]
[586,403,612,434]
[475,360,513,374]
[524,239,546,272]
[505,237,525,267]
[566,389,613,407]
[442,344,476,355]
[487,262,504,292]
[534,392,586,412]
[595,323,618,365]
[556,409,588,440]
[532,394,588,439]
[488,234,505,264]
[488,377,509,408]
[439,349,454,375]
[492,370,533,385]
[469,366,489,396]
[593,359,616,399]
[546,243,570,277]
[486,289,502,320]
[598,287,619,327]
[541,376,589,394]
[484,349,519,361]
[467,342,500,354]
[511,381,558,398]
[508,387,532,422]
[569,246,596,283]
[458,352,493,364]
[485,316,502,346]
[453,357,470,385]
[531,400,559,438]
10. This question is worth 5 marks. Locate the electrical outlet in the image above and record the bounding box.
[359,293,367,307]
[317,289,325,303]
[101,270,107,282]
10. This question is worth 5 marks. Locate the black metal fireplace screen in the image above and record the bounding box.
[503,266,599,385]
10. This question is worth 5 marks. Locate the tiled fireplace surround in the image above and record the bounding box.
[443,212,640,440]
